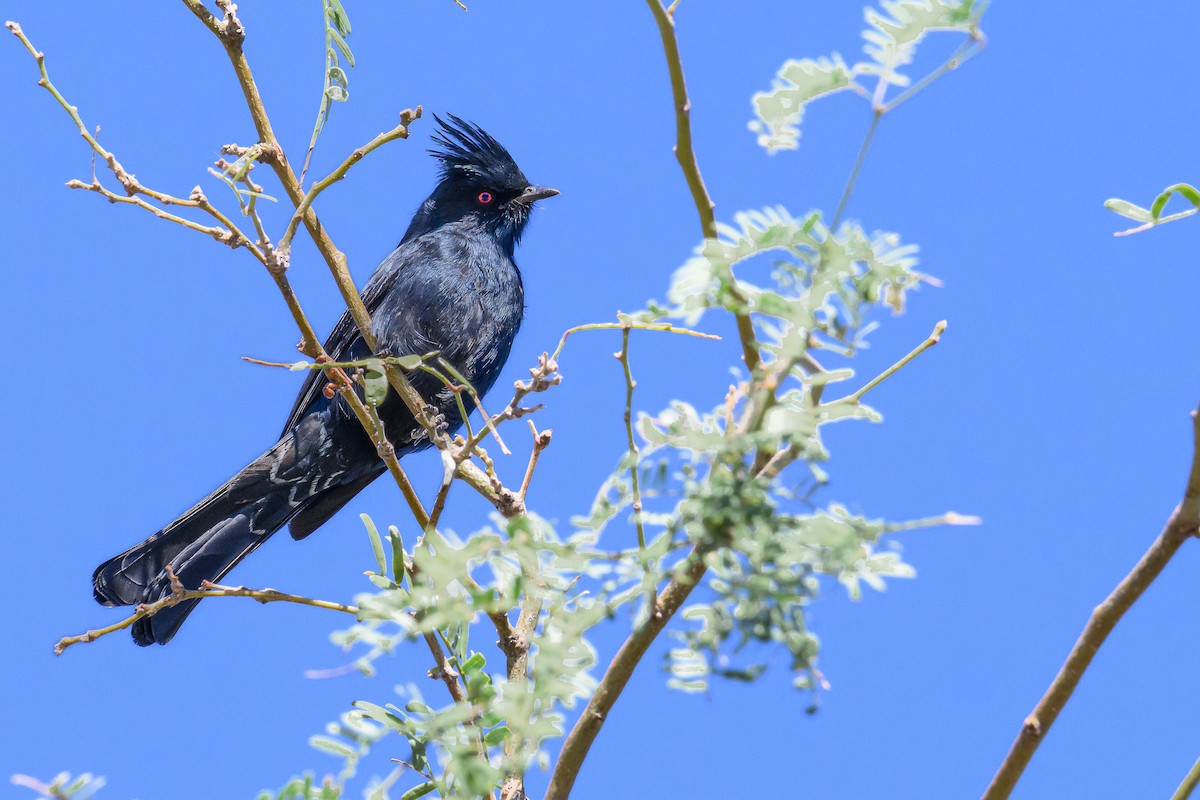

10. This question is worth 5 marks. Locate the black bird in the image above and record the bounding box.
[93,115,557,645]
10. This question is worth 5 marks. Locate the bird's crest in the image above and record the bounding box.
[430,114,527,189]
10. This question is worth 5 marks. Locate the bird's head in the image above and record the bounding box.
[401,114,558,250]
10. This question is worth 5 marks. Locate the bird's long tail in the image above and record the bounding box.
[93,435,323,646]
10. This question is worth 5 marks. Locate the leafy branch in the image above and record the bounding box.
[1106,183,1200,236]
[300,0,355,184]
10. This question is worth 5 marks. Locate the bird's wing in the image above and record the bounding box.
[279,248,407,437]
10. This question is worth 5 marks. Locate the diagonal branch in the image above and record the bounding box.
[981,401,1200,799]
[6,21,264,260]
[546,556,707,799]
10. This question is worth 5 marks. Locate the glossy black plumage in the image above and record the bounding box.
[92,115,557,645]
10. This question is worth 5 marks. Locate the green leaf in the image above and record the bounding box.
[325,84,349,103]
[389,526,407,585]
[461,652,486,673]
[309,735,358,759]
[1150,183,1200,221]
[363,359,389,406]
[404,700,434,715]
[362,513,388,574]
[327,65,349,91]
[327,0,352,36]
[399,782,436,800]
[392,353,425,370]
[1104,198,1154,222]
[750,55,854,153]
[330,28,356,67]
[860,0,986,89]
[353,700,405,729]
[483,726,511,745]
[367,573,397,590]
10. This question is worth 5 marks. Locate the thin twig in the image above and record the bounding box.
[981,401,1200,799]
[832,320,946,405]
[550,320,718,363]
[519,422,553,498]
[7,22,264,260]
[55,579,358,655]
[278,112,418,256]
[176,1,444,526]
[882,32,987,114]
[617,327,647,550]
[830,111,881,230]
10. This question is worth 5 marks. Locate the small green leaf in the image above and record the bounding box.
[462,652,486,673]
[1150,183,1200,220]
[404,700,434,715]
[363,360,389,407]
[483,726,511,745]
[1104,198,1153,222]
[327,0,352,35]
[309,735,357,759]
[367,573,396,590]
[388,526,407,584]
[399,782,436,800]
[325,84,349,103]
[362,513,387,574]
[327,65,349,91]
[330,28,355,67]
[392,353,425,370]
[353,700,405,728]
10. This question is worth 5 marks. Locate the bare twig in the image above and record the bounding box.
[6,22,264,260]
[830,111,881,230]
[617,326,647,550]
[982,401,1200,799]
[278,111,419,256]
[519,422,553,498]
[55,576,359,655]
[551,320,718,363]
[831,320,946,405]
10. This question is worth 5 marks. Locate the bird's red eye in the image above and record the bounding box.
[477,191,493,205]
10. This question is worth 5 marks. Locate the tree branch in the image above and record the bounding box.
[277,112,419,256]
[981,401,1200,799]
[545,556,707,799]
[55,575,359,655]
[642,0,760,376]
[1172,756,1200,800]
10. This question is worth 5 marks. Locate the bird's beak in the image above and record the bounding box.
[521,185,560,203]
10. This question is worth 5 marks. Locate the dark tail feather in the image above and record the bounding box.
[93,436,318,646]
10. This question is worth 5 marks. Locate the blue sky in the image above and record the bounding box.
[4,2,1200,798]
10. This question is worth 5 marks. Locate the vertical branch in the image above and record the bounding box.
[982,402,1200,799]
[643,0,760,375]
[617,326,647,550]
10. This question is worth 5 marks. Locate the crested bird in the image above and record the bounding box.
[92,115,557,645]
